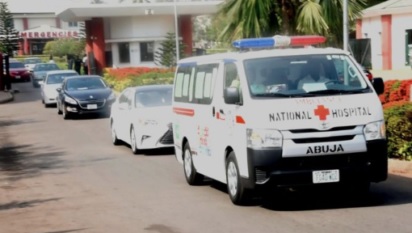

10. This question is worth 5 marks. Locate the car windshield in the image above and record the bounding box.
[243,54,370,98]
[135,87,173,108]
[33,63,59,71]
[46,73,78,84]
[66,78,107,91]
[9,62,25,69]
[25,58,42,64]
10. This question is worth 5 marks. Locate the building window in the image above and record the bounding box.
[118,42,130,63]
[140,42,154,62]
[68,22,78,27]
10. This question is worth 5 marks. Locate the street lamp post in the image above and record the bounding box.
[174,0,180,62]
[343,0,349,52]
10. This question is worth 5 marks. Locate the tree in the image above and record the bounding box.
[43,38,85,58]
[216,0,369,47]
[154,32,186,68]
[0,2,20,56]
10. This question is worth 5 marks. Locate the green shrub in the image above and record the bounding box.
[103,70,174,92]
[129,72,174,87]
[384,103,412,160]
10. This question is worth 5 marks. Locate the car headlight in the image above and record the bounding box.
[107,92,116,100]
[247,128,283,148]
[64,96,77,105]
[363,121,386,141]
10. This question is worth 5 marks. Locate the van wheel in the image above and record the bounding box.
[130,126,139,154]
[226,151,250,205]
[183,143,203,185]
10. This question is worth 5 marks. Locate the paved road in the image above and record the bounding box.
[1,83,412,233]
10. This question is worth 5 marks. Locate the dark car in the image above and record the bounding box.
[32,63,60,87]
[7,61,32,82]
[56,75,116,119]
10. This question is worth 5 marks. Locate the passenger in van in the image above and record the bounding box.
[297,61,329,89]
[250,69,267,94]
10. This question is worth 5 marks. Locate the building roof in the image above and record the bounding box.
[361,0,412,18]
[56,0,224,22]
[5,0,82,14]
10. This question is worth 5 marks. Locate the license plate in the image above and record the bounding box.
[15,75,20,79]
[312,170,339,184]
[87,104,97,109]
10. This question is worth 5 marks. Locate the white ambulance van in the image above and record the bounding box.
[172,35,387,205]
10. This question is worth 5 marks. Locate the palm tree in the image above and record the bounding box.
[216,0,368,47]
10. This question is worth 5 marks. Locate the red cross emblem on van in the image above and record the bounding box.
[314,105,330,121]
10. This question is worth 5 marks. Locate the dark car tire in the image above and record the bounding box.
[226,152,251,205]
[183,142,204,185]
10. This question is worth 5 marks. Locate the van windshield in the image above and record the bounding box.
[243,54,370,97]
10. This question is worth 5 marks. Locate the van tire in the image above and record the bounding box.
[226,152,250,205]
[183,143,203,185]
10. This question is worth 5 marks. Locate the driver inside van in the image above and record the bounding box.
[298,60,329,89]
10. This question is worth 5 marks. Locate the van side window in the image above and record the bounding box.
[174,66,194,103]
[192,63,218,104]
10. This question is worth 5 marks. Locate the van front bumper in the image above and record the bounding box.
[241,139,388,189]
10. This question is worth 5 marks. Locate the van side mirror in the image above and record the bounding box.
[56,88,62,92]
[372,77,384,95]
[224,87,241,105]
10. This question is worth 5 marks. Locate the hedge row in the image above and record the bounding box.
[379,79,412,160]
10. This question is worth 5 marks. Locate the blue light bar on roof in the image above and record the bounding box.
[232,35,326,49]
[232,35,291,49]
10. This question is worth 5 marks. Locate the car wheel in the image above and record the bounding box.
[111,120,120,146]
[130,126,139,154]
[183,142,203,185]
[226,151,250,205]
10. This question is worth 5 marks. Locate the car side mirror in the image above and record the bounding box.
[109,84,114,89]
[56,88,62,92]
[372,77,384,95]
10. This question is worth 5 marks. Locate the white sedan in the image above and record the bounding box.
[40,70,79,107]
[110,85,174,154]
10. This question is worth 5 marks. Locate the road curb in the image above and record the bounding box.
[0,91,14,104]
[389,159,412,178]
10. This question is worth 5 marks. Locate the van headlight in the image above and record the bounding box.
[363,121,386,141]
[247,129,283,148]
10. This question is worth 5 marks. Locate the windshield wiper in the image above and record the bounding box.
[306,88,369,95]
[254,93,291,97]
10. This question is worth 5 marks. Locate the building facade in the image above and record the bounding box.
[7,0,83,56]
[357,0,412,70]
[57,0,223,74]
